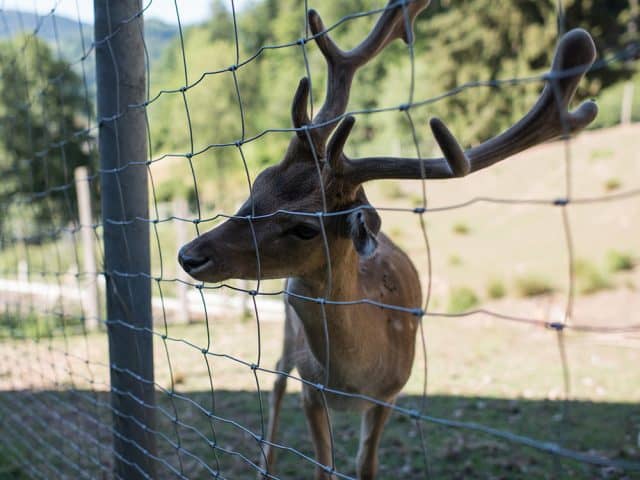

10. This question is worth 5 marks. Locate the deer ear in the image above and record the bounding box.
[347,207,380,258]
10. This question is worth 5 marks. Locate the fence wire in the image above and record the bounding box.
[0,0,639,479]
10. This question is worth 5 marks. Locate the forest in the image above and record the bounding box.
[144,0,639,207]
[0,0,638,215]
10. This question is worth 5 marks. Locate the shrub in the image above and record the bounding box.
[515,274,554,297]
[606,250,635,272]
[574,259,611,295]
[603,178,622,192]
[447,287,479,313]
[452,222,470,235]
[487,279,506,299]
[449,254,463,266]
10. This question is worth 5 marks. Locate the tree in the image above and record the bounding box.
[0,36,93,240]
[397,0,636,146]
[148,0,635,198]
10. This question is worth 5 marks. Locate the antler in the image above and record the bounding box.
[328,28,599,184]
[293,0,430,153]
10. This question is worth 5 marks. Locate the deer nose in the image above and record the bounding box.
[178,246,209,273]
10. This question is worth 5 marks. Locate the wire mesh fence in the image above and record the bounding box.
[0,0,639,479]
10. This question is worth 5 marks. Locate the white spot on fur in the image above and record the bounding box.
[349,211,378,258]
[359,236,377,258]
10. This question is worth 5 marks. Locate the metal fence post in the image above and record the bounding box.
[94,2,157,478]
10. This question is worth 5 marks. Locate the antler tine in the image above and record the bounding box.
[307,0,430,151]
[327,115,356,175]
[292,77,314,142]
[340,28,598,184]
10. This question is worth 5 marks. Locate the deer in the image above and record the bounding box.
[178,1,598,478]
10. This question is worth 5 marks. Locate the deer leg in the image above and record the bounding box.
[356,403,392,480]
[260,311,296,478]
[302,385,335,480]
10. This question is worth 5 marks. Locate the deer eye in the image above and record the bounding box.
[287,224,320,240]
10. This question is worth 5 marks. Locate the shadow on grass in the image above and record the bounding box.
[0,389,638,479]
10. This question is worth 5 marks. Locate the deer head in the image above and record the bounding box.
[178,0,597,284]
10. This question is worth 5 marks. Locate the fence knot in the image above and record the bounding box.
[399,102,411,112]
[553,197,569,206]
[547,322,566,331]
[413,207,426,214]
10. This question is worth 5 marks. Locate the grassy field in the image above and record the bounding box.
[0,308,639,479]
[1,125,640,478]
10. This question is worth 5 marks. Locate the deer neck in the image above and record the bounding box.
[286,240,362,366]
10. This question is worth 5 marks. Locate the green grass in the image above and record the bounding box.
[0,450,29,480]
[1,389,637,479]
[1,309,639,479]
[0,311,84,340]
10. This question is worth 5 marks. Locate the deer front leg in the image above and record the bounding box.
[302,384,335,480]
[356,403,393,480]
[260,310,297,478]
[259,358,292,478]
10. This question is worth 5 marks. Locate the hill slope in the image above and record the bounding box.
[0,9,177,92]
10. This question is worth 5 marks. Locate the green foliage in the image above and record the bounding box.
[447,286,479,313]
[606,250,636,272]
[0,36,93,237]
[487,279,506,299]
[590,75,640,130]
[574,258,611,295]
[515,274,554,297]
[147,0,635,202]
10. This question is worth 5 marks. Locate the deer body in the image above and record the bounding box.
[179,1,597,478]
[272,231,421,480]
[286,230,421,407]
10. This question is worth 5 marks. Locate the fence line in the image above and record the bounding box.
[0,0,639,478]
